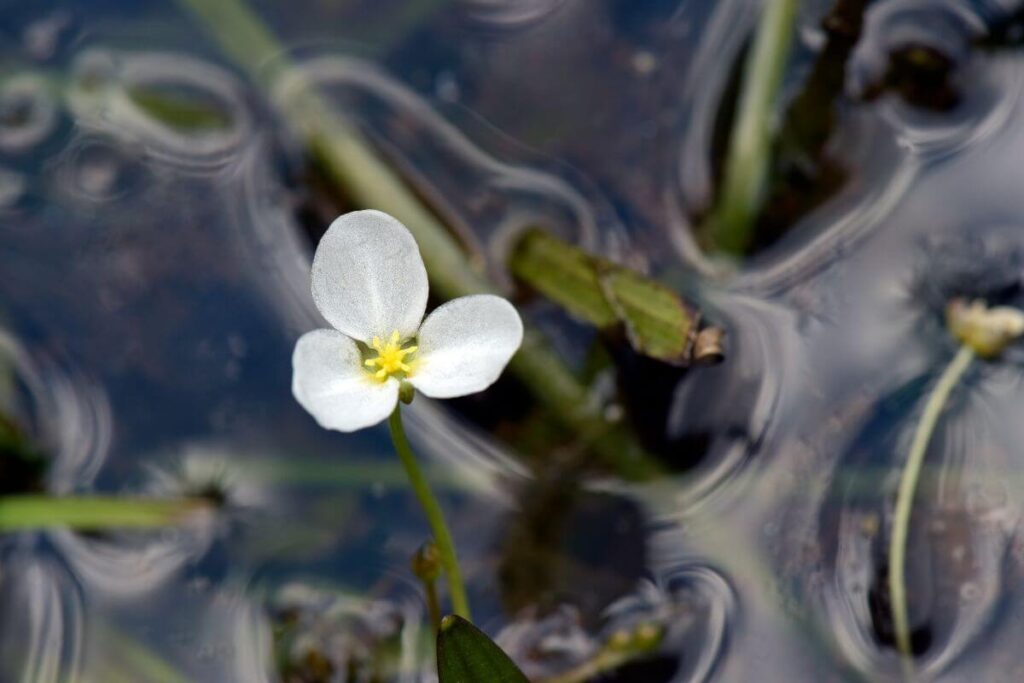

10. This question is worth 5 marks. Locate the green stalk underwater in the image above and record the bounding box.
[888,345,974,669]
[708,0,800,255]
[0,495,208,531]
[388,405,471,620]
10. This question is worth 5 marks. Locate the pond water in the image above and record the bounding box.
[3,0,1024,681]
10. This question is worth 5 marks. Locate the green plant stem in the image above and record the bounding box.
[424,577,442,635]
[709,0,800,255]
[388,405,471,620]
[888,345,974,668]
[175,0,659,480]
[0,495,207,531]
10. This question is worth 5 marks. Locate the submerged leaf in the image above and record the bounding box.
[509,229,701,364]
[128,86,231,132]
[599,266,694,362]
[510,229,617,327]
[437,615,529,683]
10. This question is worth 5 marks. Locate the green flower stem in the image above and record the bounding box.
[708,0,800,255]
[889,345,974,666]
[176,0,659,480]
[424,576,442,635]
[388,405,471,620]
[0,495,208,531]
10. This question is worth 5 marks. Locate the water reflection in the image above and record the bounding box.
[4,0,1024,680]
[0,550,83,683]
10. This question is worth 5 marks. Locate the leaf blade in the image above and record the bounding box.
[437,615,529,683]
[509,229,617,327]
[509,229,699,364]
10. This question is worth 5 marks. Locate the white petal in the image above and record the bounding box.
[311,210,428,343]
[410,295,523,399]
[292,329,398,431]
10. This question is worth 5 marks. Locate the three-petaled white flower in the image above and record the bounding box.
[292,210,524,432]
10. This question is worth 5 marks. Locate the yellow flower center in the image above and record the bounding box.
[364,330,417,382]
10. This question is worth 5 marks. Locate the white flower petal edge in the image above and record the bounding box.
[311,210,429,344]
[410,295,523,399]
[292,329,399,431]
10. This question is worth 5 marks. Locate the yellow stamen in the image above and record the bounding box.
[364,329,418,382]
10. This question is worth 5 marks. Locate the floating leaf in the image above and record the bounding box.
[436,615,528,683]
[509,229,702,364]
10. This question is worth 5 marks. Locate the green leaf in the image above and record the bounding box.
[706,0,800,255]
[509,229,617,327]
[436,615,529,683]
[509,229,699,364]
[128,86,232,132]
[0,495,208,531]
[599,266,695,363]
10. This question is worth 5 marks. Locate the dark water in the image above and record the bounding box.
[3,0,1024,680]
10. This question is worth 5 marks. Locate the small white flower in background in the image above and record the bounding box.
[292,210,523,432]
[947,297,1024,358]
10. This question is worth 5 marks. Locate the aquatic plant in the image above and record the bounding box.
[888,298,1024,672]
[706,0,799,256]
[292,209,523,621]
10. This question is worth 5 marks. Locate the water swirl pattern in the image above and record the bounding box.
[3,0,1024,681]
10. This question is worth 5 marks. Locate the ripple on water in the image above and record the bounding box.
[849,0,1024,159]
[0,550,83,683]
[0,330,112,494]
[68,48,253,170]
[457,0,569,30]
[668,0,912,284]
[657,296,793,513]
[819,372,1013,679]
[52,134,150,204]
[496,565,732,682]
[49,442,264,599]
[272,54,629,289]
[0,73,60,153]
[0,333,223,608]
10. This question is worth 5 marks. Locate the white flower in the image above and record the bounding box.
[292,210,524,432]
[947,297,1024,358]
